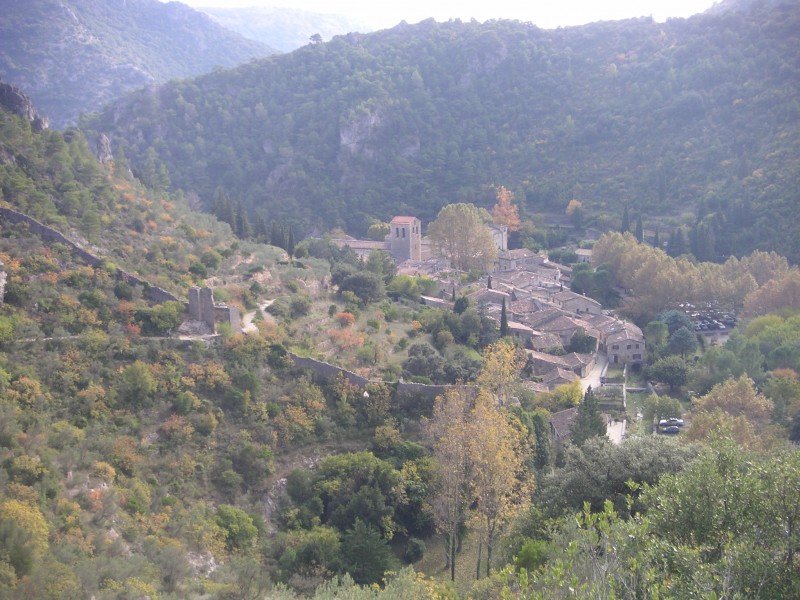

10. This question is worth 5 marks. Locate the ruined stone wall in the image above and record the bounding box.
[287,351,477,413]
[0,207,181,304]
[214,306,240,331]
[289,353,371,388]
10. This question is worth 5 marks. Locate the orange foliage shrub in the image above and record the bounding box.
[335,311,356,327]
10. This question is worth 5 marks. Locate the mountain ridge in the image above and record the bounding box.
[83,1,800,260]
[0,0,276,128]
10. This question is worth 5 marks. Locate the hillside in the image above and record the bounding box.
[82,0,800,262]
[0,0,276,128]
[3,84,800,599]
[199,5,373,52]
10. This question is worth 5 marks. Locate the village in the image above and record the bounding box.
[331,215,653,443]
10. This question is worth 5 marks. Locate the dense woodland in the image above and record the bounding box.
[83,0,800,260]
[1,1,800,598]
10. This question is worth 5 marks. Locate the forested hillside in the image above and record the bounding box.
[83,0,800,260]
[0,0,275,128]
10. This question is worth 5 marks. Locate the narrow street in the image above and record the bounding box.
[581,351,627,444]
[582,351,608,392]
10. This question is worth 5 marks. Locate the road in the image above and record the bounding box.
[582,351,608,392]
[581,351,627,445]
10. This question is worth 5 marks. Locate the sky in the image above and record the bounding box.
[179,0,720,30]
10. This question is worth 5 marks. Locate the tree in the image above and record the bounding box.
[428,387,472,581]
[690,375,773,436]
[642,394,683,431]
[537,435,696,516]
[366,221,390,241]
[655,309,693,335]
[566,199,583,229]
[571,386,606,446]
[338,272,385,304]
[644,320,669,353]
[635,214,643,242]
[567,327,597,354]
[499,297,509,337]
[0,500,49,577]
[428,203,498,272]
[148,301,185,333]
[668,326,697,360]
[365,250,397,284]
[467,391,530,578]
[216,505,258,551]
[491,186,521,232]
[341,519,396,585]
[620,204,630,233]
[476,340,526,407]
[119,360,156,407]
[645,355,688,391]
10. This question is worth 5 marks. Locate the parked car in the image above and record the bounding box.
[660,425,681,434]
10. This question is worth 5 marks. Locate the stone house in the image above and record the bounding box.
[495,248,542,273]
[526,349,594,378]
[543,368,580,389]
[600,321,646,366]
[550,290,602,315]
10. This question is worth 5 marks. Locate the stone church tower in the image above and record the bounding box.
[387,216,422,261]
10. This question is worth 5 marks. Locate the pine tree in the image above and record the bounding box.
[635,215,644,242]
[653,227,661,249]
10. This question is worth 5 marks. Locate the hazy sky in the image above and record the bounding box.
[179,0,720,29]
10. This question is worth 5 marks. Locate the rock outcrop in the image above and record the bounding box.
[0,80,48,131]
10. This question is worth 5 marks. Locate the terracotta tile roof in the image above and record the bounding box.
[549,407,579,441]
[390,216,418,224]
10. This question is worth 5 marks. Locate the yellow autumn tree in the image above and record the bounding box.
[466,391,531,578]
[476,340,526,407]
[0,499,50,577]
[491,186,521,232]
[428,387,473,582]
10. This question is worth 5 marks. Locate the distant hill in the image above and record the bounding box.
[198,5,373,52]
[83,0,800,261]
[0,0,276,128]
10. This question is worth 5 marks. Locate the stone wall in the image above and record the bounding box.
[289,353,371,388]
[0,206,181,304]
[287,351,477,412]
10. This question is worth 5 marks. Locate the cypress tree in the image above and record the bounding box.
[621,204,630,233]
[571,386,606,446]
[500,297,509,337]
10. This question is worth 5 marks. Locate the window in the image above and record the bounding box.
[395,228,399,238]
[633,354,642,360]
[635,343,640,349]
[612,345,619,350]
[402,229,406,238]
[627,344,631,350]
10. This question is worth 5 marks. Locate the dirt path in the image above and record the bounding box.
[241,300,275,333]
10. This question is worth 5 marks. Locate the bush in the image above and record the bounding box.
[404,537,426,563]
